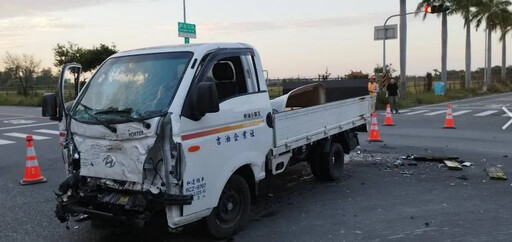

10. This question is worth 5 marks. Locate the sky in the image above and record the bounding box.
[0,0,509,78]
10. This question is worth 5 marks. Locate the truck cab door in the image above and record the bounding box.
[179,49,272,216]
[42,63,82,121]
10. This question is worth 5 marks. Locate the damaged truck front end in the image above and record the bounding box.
[54,114,192,226]
[45,51,195,226]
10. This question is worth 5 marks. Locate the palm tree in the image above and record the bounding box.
[450,0,478,89]
[472,0,511,91]
[498,9,512,82]
[416,0,452,87]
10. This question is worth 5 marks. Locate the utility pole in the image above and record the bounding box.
[183,0,189,44]
[399,0,407,97]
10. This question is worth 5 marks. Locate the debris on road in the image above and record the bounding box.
[486,167,508,180]
[444,160,463,170]
[457,175,469,180]
[413,156,459,162]
[407,161,418,167]
[400,170,413,176]
[402,154,415,160]
[461,162,473,167]
[74,214,90,223]
[394,160,404,167]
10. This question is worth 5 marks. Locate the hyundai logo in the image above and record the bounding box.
[103,155,116,168]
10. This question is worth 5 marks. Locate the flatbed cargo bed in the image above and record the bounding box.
[272,95,372,154]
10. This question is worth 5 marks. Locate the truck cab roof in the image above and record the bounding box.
[111,42,255,58]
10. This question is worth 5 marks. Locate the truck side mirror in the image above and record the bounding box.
[42,93,61,121]
[192,82,220,119]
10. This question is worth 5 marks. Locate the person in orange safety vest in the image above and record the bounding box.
[368,75,379,113]
[368,75,379,96]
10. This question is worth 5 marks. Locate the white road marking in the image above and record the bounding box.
[424,110,446,116]
[0,122,56,131]
[0,116,29,121]
[3,119,36,124]
[3,133,51,140]
[0,112,32,117]
[502,107,512,130]
[33,129,60,135]
[474,110,499,116]
[405,110,430,115]
[452,110,472,116]
[380,109,411,115]
[0,139,16,145]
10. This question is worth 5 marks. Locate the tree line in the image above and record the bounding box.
[1,42,117,97]
[416,0,512,91]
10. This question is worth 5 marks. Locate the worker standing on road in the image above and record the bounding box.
[368,75,379,113]
[386,78,400,114]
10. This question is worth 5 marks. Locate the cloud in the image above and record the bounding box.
[0,16,85,50]
[0,0,153,19]
[155,12,393,35]
[0,16,84,34]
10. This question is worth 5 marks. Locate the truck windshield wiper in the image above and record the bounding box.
[93,107,132,115]
[94,107,151,129]
[77,103,117,133]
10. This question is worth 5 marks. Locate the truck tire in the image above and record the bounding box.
[317,143,344,181]
[205,174,251,239]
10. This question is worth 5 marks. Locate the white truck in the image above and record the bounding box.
[42,43,372,238]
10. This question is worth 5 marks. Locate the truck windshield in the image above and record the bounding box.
[72,52,193,124]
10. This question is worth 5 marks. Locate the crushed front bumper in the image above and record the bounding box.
[55,190,193,226]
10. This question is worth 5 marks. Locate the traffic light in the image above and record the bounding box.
[424,4,450,14]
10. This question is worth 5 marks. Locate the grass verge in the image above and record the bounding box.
[0,93,43,106]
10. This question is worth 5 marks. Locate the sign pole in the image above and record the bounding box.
[381,11,420,77]
[183,0,188,44]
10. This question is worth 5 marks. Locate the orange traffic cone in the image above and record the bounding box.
[20,135,47,185]
[367,113,383,142]
[383,104,395,126]
[443,105,456,129]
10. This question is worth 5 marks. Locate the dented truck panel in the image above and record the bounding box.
[71,117,160,182]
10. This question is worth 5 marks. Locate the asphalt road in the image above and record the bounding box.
[0,92,511,242]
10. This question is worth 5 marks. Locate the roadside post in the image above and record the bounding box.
[179,0,196,44]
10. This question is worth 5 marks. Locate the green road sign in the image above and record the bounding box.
[178,22,196,39]
[184,37,190,44]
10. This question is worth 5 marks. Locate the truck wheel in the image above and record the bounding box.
[318,143,344,181]
[205,174,251,239]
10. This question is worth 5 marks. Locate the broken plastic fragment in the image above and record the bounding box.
[461,162,472,167]
[74,214,90,223]
[457,175,468,180]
